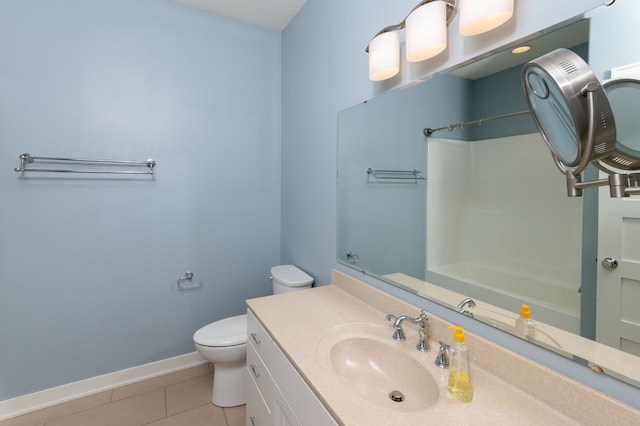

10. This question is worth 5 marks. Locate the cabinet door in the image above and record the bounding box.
[274,396,301,426]
[270,344,338,426]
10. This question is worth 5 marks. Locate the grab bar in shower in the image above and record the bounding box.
[14,153,156,175]
[367,168,425,181]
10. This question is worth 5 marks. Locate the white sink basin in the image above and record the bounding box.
[315,323,440,411]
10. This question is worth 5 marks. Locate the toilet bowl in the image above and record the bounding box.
[193,315,247,407]
[193,265,314,407]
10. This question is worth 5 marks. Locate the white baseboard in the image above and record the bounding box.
[0,351,207,421]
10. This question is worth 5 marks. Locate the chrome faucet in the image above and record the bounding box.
[457,298,476,317]
[386,310,430,352]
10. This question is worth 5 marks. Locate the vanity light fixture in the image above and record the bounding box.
[367,0,515,81]
[459,0,514,37]
[368,31,401,81]
[406,1,448,62]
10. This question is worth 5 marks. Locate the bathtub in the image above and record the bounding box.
[427,263,580,334]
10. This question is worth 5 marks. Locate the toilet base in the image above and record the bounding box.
[211,361,246,407]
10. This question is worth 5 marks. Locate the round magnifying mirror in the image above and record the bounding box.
[595,78,640,173]
[522,48,616,174]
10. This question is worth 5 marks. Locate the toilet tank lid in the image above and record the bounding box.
[271,265,314,287]
[193,314,247,347]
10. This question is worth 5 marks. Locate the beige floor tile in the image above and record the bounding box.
[0,391,112,426]
[165,375,213,416]
[111,364,210,401]
[45,388,166,426]
[223,405,246,426]
[144,403,227,426]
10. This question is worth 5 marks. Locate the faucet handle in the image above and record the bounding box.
[416,310,429,322]
[435,341,450,369]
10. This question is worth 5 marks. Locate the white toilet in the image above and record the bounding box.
[193,265,314,407]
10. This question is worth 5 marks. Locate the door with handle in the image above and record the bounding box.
[596,192,640,357]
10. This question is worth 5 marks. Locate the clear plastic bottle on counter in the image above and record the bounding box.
[447,325,473,402]
[515,303,536,341]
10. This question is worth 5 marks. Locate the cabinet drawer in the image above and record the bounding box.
[247,309,275,366]
[247,343,277,407]
[246,370,270,426]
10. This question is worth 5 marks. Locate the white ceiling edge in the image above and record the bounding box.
[169,0,306,31]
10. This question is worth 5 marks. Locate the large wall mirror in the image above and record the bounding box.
[337,1,640,389]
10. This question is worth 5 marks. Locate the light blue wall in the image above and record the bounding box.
[0,0,281,400]
[282,0,640,410]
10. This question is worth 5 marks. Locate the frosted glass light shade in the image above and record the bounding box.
[368,31,400,81]
[459,0,514,36]
[405,1,447,62]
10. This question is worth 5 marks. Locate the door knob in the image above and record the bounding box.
[601,257,618,270]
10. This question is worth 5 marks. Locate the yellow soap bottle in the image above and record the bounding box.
[515,303,530,338]
[447,325,473,402]
[515,303,537,341]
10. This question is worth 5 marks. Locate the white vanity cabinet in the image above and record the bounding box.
[246,309,337,426]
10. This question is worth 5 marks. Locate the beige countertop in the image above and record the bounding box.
[247,269,640,425]
[386,272,640,388]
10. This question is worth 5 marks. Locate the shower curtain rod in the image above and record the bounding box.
[423,109,530,137]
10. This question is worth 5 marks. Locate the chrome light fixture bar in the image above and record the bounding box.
[366,0,515,81]
[366,0,457,81]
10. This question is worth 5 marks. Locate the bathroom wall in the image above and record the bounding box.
[0,0,281,400]
[281,0,640,408]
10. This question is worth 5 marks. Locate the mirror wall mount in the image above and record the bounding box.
[523,48,640,198]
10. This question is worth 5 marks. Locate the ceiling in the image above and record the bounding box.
[169,0,307,31]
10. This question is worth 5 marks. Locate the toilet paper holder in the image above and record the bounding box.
[177,271,203,290]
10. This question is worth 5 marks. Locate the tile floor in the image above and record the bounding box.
[0,364,245,426]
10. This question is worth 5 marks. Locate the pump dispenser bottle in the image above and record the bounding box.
[447,325,473,402]
[515,304,537,341]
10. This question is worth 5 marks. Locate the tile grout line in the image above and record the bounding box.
[163,387,168,420]
[222,406,230,426]
[38,390,117,426]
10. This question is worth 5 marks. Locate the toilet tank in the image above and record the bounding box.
[271,265,314,294]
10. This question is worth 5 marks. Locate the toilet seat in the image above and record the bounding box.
[193,314,247,347]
